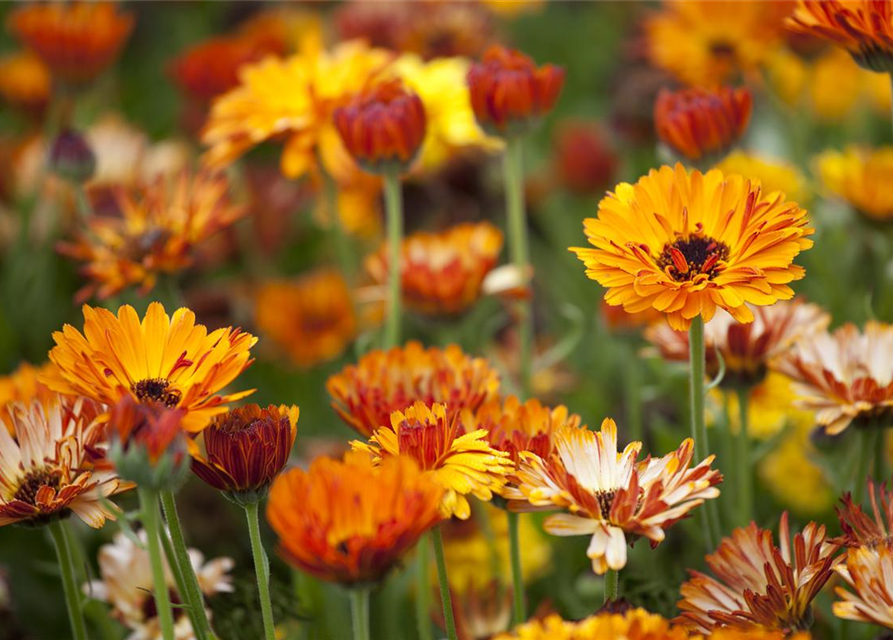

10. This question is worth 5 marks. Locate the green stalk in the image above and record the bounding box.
[736,387,753,527]
[415,533,433,640]
[160,490,212,640]
[245,501,277,640]
[48,519,88,640]
[139,488,176,640]
[688,316,718,550]
[503,135,533,398]
[349,587,371,640]
[876,428,887,483]
[507,511,525,625]
[431,524,457,640]
[603,568,619,603]
[383,170,404,349]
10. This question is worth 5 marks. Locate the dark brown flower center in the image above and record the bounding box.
[596,490,616,519]
[132,378,181,408]
[14,468,62,505]
[657,236,729,282]
[141,588,184,622]
[709,41,736,59]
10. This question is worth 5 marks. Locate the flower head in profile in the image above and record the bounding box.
[190,404,299,505]
[266,452,443,585]
[677,513,839,633]
[570,164,814,331]
[654,86,752,162]
[353,402,512,519]
[326,341,500,438]
[507,419,721,574]
[0,51,50,115]
[7,2,133,86]
[365,222,504,316]
[816,146,893,222]
[833,542,893,630]
[42,302,257,433]
[0,395,130,528]
[777,321,893,434]
[255,270,357,369]
[835,478,893,549]
[553,120,617,197]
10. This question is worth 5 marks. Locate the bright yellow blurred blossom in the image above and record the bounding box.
[722,373,812,439]
[816,146,893,221]
[717,151,809,205]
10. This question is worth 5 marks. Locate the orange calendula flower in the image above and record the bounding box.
[0,51,50,114]
[42,302,257,433]
[788,0,893,73]
[467,45,565,136]
[0,396,129,528]
[833,542,893,629]
[353,402,512,519]
[553,120,617,197]
[507,419,721,574]
[254,270,357,369]
[7,1,134,86]
[190,404,299,505]
[0,361,56,435]
[327,341,500,438]
[777,321,893,435]
[493,609,690,640]
[654,86,752,162]
[266,452,443,585]
[365,221,504,316]
[816,146,893,222]
[334,78,427,173]
[677,513,840,633]
[570,164,814,331]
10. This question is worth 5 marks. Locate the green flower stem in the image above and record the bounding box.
[245,501,277,640]
[415,533,433,640]
[48,519,88,640]
[431,524,458,640]
[507,510,525,625]
[603,568,619,603]
[160,490,212,640]
[504,135,533,398]
[140,488,176,640]
[349,587,371,640]
[689,316,718,550]
[876,429,887,483]
[736,387,753,527]
[383,169,404,349]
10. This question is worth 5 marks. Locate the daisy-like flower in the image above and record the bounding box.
[570,164,814,331]
[776,321,893,434]
[0,395,130,528]
[326,341,500,438]
[58,170,245,301]
[833,542,893,629]
[507,419,721,574]
[718,151,809,205]
[352,401,513,519]
[266,452,444,585]
[676,513,839,633]
[645,300,830,387]
[365,222,504,316]
[815,146,893,222]
[84,529,233,640]
[0,51,50,115]
[254,270,357,369]
[42,302,257,433]
[7,1,134,87]
[0,361,56,434]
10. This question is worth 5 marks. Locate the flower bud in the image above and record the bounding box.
[48,130,96,184]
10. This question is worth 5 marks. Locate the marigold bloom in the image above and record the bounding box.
[816,146,893,221]
[0,361,56,435]
[190,404,299,504]
[553,121,617,196]
[0,396,129,528]
[327,341,500,438]
[365,222,503,316]
[107,395,188,476]
[254,270,357,369]
[492,609,692,640]
[266,452,444,585]
[7,2,134,86]
[777,321,893,435]
[0,51,50,114]
[42,302,257,433]
[507,419,721,574]
[718,151,809,205]
[654,86,752,162]
[788,0,893,73]
[570,164,814,331]
[833,542,893,629]
[677,513,839,633]
[467,45,565,136]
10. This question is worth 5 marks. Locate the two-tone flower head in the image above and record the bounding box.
[788,1,893,74]
[190,404,299,506]
[364,221,504,316]
[777,321,893,435]
[570,164,814,331]
[834,541,893,630]
[266,452,443,585]
[41,302,257,433]
[835,478,893,550]
[0,395,130,528]
[816,146,893,222]
[467,45,565,137]
[506,419,721,575]
[352,401,513,519]
[677,513,839,633]
[654,86,752,162]
[326,341,500,438]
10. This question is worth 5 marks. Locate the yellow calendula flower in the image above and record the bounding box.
[718,151,809,205]
[815,146,893,222]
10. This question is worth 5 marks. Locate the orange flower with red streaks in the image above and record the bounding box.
[654,86,752,162]
[467,45,565,136]
[835,478,893,549]
[833,541,893,629]
[7,2,134,86]
[553,120,617,196]
[266,452,443,585]
[107,395,187,469]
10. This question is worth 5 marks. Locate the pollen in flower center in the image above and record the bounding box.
[397,419,449,470]
[14,468,62,505]
[657,236,729,282]
[132,377,181,408]
[596,489,616,519]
